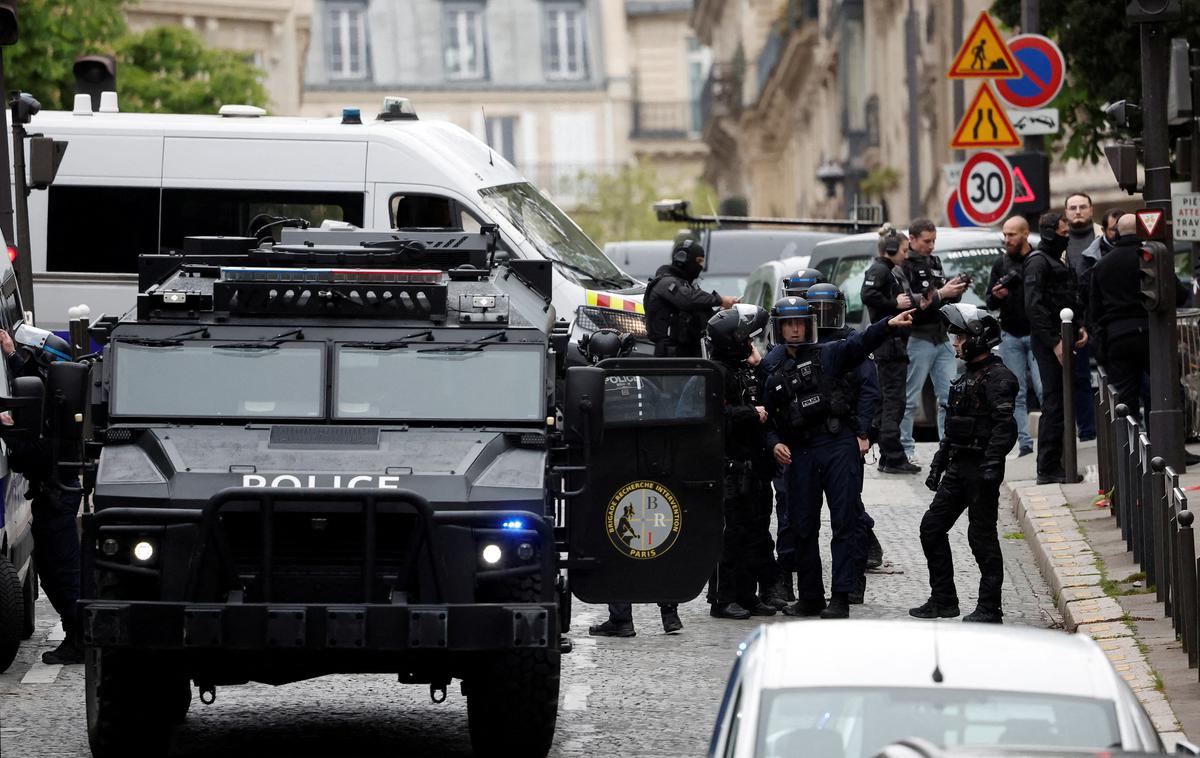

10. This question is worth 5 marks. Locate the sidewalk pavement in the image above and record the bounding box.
[1003,440,1200,749]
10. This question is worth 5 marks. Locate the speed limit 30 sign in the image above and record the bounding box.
[958,150,1014,226]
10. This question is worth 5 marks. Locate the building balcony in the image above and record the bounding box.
[631,100,700,140]
[698,61,743,131]
[757,0,820,100]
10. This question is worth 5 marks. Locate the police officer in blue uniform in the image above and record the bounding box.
[763,298,913,619]
[806,282,883,604]
[579,330,684,637]
[704,305,781,619]
[910,304,1018,623]
[0,325,84,664]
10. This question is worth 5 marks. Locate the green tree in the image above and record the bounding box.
[568,161,717,248]
[116,27,268,113]
[990,0,1200,163]
[4,1,267,114]
[4,0,127,111]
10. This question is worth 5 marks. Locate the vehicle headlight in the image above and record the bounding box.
[481,544,503,565]
[100,538,120,557]
[132,540,156,563]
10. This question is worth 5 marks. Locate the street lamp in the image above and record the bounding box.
[816,160,845,199]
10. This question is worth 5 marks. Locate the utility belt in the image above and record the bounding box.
[725,458,768,495]
[666,309,704,345]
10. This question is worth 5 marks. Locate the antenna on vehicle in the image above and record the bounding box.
[705,193,722,229]
[481,106,495,167]
[931,620,945,684]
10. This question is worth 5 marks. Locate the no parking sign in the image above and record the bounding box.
[958,151,1014,227]
[995,34,1066,109]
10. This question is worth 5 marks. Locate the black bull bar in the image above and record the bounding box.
[80,488,557,652]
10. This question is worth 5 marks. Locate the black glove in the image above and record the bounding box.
[925,469,943,492]
[980,463,1003,485]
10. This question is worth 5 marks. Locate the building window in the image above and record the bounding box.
[328,2,368,80]
[544,3,587,81]
[485,116,518,164]
[444,4,487,81]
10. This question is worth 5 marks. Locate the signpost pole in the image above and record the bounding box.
[1020,0,1045,156]
[1139,19,1185,473]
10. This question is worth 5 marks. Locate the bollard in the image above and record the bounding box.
[1116,404,1132,548]
[1151,456,1169,610]
[1096,370,1110,496]
[1180,507,1197,668]
[1113,400,1130,527]
[1060,308,1079,483]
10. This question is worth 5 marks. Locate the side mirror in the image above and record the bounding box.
[46,361,89,448]
[564,365,605,448]
[1175,739,1200,756]
[0,375,44,441]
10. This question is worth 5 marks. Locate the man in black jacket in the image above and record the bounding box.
[1088,213,1189,419]
[1024,212,1088,485]
[861,227,920,474]
[987,215,1040,457]
[644,239,738,357]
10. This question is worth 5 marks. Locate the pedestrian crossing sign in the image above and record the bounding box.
[950,83,1022,149]
[948,12,1021,79]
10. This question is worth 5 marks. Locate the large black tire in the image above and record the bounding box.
[0,554,22,673]
[85,647,181,758]
[21,565,35,640]
[466,648,561,758]
[467,570,560,757]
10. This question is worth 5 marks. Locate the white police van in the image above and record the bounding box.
[0,233,35,673]
[18,96,643,332]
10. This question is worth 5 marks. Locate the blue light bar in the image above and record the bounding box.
[501,519,525,530]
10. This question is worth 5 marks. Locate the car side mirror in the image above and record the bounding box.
[564,366,605,448]
[1175,740,1200,756]
[0,375,44,442]
[46,361,89,448]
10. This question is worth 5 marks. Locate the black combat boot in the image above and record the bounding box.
[742,599,777,617]
[819,593,850,619]
[588,619,635,637]
[781,597,825,617]
[760,579,789,610]
[710,602,752,620]
[42,630,84,665]
[866,531,884,570]
[661,608,683,633]
[908,598,960,619]
[848,573,866,605]
[962,606,1004,624]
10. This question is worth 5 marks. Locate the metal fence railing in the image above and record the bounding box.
[1177,307,1200,440]
[1095,366,1200,675]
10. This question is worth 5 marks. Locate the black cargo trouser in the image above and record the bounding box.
[708,467,768,606]
[30,479,82,635]
[748,484,780,595]
[875,357,910,467]
[1032,338,1066,478]
[919,462,1003,611]
[1102,331,1150,422]
[773,470,794,571]
[607,603,677,624]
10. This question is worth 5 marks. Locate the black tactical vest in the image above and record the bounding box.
[765,350,852,439]
[942,363,997,454]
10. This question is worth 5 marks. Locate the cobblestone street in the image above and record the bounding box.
[0,443,1062,757]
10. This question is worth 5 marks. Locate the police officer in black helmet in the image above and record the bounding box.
[579,329,684,636]
[806,282,883,603]
[644,239,738,357]
[763,297,913,619]
[0,324,84,663]
[704,305,782,619]
[910,304,1017,624]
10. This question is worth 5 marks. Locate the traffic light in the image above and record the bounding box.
[1127,0,1182,23]
[0,2,17,47]
[29,136,67,189]
[73,55,117,113]
[1138,241,1171,312]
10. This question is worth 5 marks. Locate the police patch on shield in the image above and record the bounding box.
[605,480,682,559]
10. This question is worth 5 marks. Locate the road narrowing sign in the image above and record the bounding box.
[948,12,1021,79]
[958,151,1014,227]
[951,83,1021,149]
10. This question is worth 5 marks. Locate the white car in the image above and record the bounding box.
[708,620,1196,758]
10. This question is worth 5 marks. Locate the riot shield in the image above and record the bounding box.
[562,357,724,604]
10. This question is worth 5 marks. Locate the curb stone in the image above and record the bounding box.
[1002,480,1186,744]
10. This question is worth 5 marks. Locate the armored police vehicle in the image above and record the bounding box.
[75,225,725,757]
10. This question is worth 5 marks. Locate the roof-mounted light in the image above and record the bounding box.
[377,96,418,121]
[220,267,443,285]
[218,104,267,118]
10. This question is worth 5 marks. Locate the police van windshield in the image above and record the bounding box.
[938,248,1003,306]
[478,182,636,290]
[335,345,544,422]
[112,343,325,418]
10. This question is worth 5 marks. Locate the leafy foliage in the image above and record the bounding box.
[991,0,1200,164]
[568,161,716,248]
[4,0,267,113]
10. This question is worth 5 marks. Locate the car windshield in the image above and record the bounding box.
[478,182,636,289]
[938,248,1004,307]
[756,687,1121,758]
[336,345,543,421]
[696,274,747,298]
[112,343,324,418]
